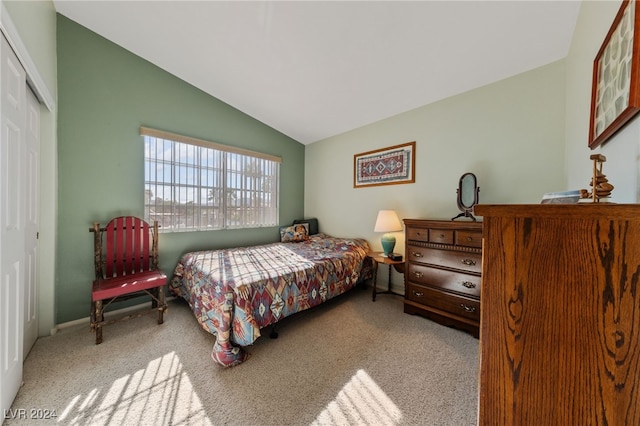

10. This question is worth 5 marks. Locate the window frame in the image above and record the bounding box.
[141,127,280,232]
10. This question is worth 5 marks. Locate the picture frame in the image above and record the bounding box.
[589,0,640,149]
[353,141,415,188]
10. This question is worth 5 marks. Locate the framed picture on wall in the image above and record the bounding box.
[353,141,415,188]
[589,0,640,149]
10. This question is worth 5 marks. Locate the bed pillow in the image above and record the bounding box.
[280,223,309,242]
[293,218,319,235]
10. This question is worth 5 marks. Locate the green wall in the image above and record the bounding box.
[565,1,640,202]
[305,61,566,293]
[56,15,305,323]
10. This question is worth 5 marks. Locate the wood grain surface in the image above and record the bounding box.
[475,204,640,425]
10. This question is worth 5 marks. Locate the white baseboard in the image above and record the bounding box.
[52,296,176,335]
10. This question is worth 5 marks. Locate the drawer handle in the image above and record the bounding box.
[439,234,445,238]
[462,258,476,266]
[462,281,476,289]
[467,236,473,241]
[412,252,423,258]
[413,271,423,278]
[413,290,424,297]
[461,304,476,312]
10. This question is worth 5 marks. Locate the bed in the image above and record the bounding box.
[169,221,372,367]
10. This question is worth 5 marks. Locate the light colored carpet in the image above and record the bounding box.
[7,288,478,425]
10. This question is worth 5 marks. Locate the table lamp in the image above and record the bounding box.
[374,210,403,255]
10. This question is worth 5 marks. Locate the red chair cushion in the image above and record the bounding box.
[92,270,167,301]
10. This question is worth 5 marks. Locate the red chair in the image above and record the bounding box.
[89,216,167,344]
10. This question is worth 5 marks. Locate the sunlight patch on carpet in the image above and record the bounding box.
[56,351,212,425]
[312,369,403,425]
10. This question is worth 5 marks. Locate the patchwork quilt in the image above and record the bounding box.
[170,233,371,367]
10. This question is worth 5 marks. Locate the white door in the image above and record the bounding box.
[0,33,27,418]
[23,87,39,358]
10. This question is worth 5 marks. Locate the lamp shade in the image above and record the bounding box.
[374,210,402,255]
[374,210,402,233]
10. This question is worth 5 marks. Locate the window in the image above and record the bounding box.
[142,127,280,232]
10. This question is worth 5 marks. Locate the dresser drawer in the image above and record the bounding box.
[407,246,482,274]
[406,282,480,322]
[407,227,429,242]
[428,229,454,245]
[455,230,482,248]
[407,263,480,298]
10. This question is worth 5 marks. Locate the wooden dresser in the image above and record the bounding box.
[403,219,482,337]
[475,204,640,425]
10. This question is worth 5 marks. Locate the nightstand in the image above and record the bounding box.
[369,253,405,301]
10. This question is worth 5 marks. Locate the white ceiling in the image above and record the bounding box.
[53,0,582,145]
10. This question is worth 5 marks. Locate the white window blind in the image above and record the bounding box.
[142,127,280,232]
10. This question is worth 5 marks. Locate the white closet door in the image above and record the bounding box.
[0,33,27,419]
[23,87,39,359]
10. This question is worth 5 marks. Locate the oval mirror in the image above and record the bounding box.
[460,173,477,208]
[452,172,479,221]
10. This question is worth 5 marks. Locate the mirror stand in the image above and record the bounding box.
[452,172,479,221]
[452,209,477,221]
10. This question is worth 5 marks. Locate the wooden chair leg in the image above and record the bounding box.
[94,299,103,345]
[151,287,158,309]
[157,285,166,325]
[90,302,96,332]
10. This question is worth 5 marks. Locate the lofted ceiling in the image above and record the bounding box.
[53,0,582,145]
